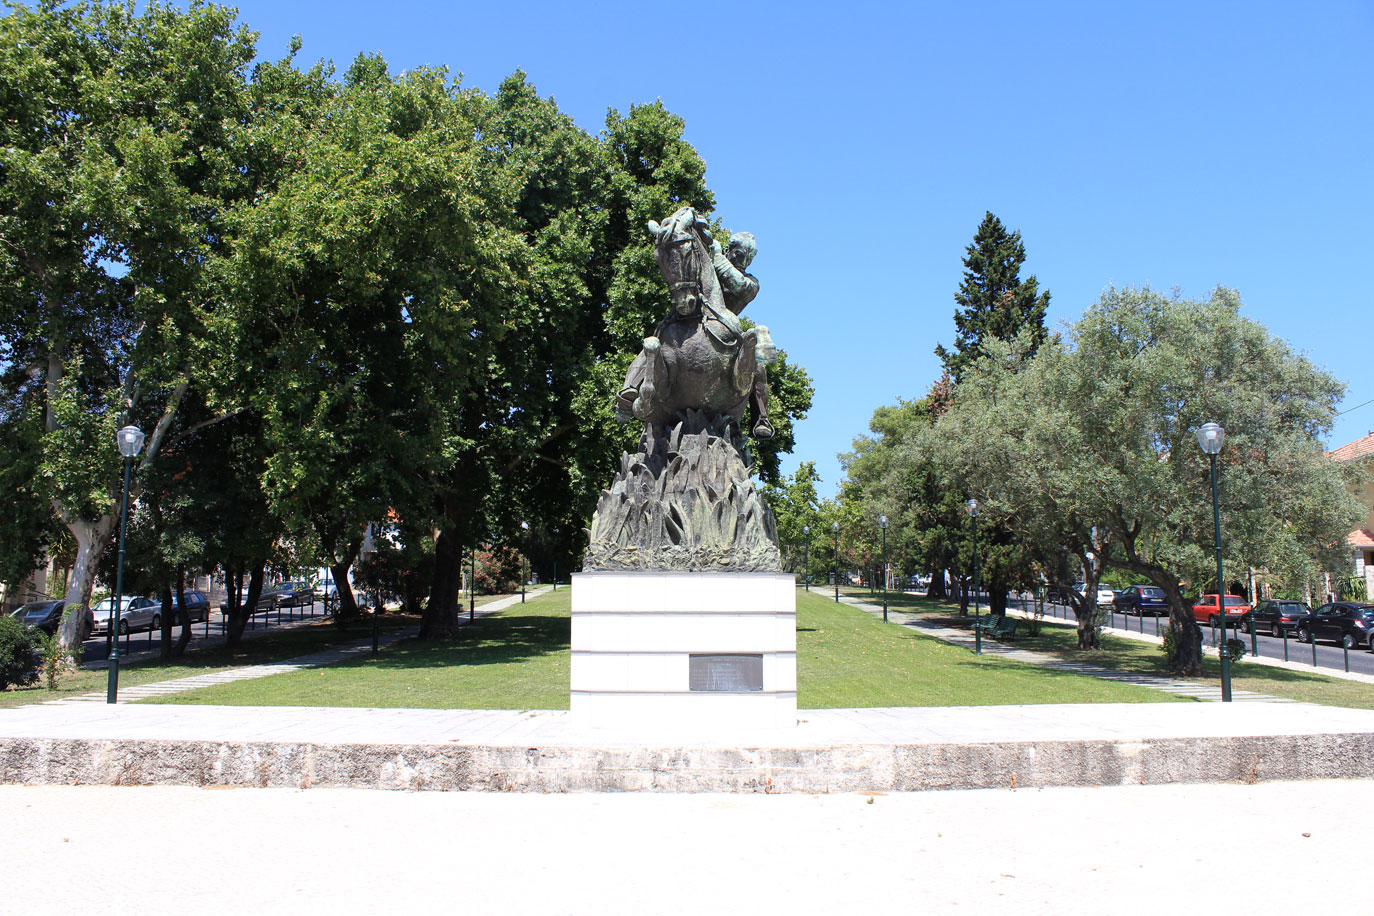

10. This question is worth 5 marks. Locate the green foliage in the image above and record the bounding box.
[34,629,69,690]
[935,286,1361,671]
[0,616,38,690]
[934,212,1050,383]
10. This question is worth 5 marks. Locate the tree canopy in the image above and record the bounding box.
[0,1,814,649]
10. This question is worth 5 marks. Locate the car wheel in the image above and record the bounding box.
[1342,633,1355,650]
[118,619,129,636]
[151,615,160,630]
[1297,626,1310,644]
[1209,615,1220,628]
[1270,621,1280,638]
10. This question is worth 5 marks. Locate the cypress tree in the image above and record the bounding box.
[935,212,1050,383]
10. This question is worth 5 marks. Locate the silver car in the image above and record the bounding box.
[90,596,160,636]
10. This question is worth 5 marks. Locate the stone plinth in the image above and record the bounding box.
[571,571,796,728]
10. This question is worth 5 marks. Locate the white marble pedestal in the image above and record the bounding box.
[570,571,797,728]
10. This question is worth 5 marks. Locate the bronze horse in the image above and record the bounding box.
[618,207,774,436]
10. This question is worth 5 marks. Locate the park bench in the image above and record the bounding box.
[971,614,1003,634]
[988,616,1020,641]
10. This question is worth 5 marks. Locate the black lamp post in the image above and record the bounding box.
[469,544,476,621]
[1198,421,1232,702]
[107,424,145,703]
[879,515,889,623]
[520,520,529,603]
[552,526,559,592]
[966,498,981,655]
[802,525,810,592]
[832,521,840,603]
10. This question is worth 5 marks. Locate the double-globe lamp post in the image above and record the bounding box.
[879,515,889,623]
[966,498,981,655]
[107,425,145,704]
[1198,421,1232,702]
[832,521,840,603]
[802,525,810,592]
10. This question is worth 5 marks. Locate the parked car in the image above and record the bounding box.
[1095,586,1116,605]
[1248,599,1310,637]
[1296,602,1374,649]
[90,596,160,635]
[262,580,315,608]
[10,600,67,636]
[1191,594,1252,628]
[157,589,211,624]
[1113,585,1169,616]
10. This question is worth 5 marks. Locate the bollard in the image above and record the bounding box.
[1311,631,1317,667]
[1281,627,1288,662]
[1344,641,1349,673]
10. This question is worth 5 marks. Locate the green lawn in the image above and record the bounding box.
[0,592,528,709]
[795,591,1182,707]
[850,587,1374,710]
[0,614,418,709]
[142,587,1185,709]
[14,585,1371,711]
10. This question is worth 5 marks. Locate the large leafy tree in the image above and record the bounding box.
[934,211,1050,384]
[938,287,1363,673]
[0,0,258,649]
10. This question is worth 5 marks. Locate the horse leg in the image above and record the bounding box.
[632,337,665,422]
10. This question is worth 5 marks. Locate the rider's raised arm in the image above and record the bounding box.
[712,251,759,314]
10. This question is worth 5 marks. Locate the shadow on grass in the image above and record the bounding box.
[338,613,570,671]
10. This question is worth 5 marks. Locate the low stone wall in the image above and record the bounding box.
[5,732,1372,793]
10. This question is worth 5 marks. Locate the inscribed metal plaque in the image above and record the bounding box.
[689,654,763,692]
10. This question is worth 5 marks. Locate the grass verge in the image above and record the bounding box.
[144,587,1183,709]
[854,587,1374,709]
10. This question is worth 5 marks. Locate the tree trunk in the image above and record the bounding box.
[957,575,969,615]
[57,515,115,651]
[988,572,1008,616]
[1159,578,1202,676]
[172,566,193,657]
[225,562,264,651]
[926,570,946,600]
[422,529,463,640]
[330,559,359,624]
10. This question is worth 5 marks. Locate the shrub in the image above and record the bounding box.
[35,629,71,690]
[0,615,39,690]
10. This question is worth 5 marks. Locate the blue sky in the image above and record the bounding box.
[220,0,1373,495]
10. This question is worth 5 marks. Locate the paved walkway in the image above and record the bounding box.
[42,588,554,706]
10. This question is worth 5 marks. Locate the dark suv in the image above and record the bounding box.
[1113,585,1168,616]
[10,600,66,635]
[1248,599,1310,637]
[1297,602,1374,650]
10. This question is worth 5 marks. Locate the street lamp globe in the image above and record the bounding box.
[965,498,980,518]
[879,515,888,529]
[1196,422,1225,455]
[116,425,145,458]
[802,525,809,536]
[831,521,839,533]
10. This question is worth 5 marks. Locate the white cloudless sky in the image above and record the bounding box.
[214,0,1374,495]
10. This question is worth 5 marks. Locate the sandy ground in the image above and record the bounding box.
[3,780,1363,915]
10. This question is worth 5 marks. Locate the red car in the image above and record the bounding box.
[1191,594,1252,628]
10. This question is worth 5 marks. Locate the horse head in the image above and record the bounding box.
[648,207,707,317]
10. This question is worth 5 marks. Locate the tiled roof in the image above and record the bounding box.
[1328,432,1374,462]
[1349,529,1374,549]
